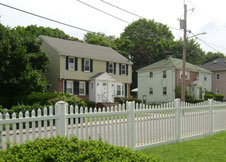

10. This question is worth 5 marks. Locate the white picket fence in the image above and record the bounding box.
[1,99,226,150]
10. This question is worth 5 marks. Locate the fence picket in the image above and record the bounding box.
[2,99,226,150]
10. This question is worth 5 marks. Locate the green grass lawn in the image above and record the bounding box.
[141,131,226,162]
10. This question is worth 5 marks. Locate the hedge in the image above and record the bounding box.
[215,94,224,101]
[0,137,160,162]
[204,94,214,100]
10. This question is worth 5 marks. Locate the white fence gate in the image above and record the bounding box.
[1,99,226,150]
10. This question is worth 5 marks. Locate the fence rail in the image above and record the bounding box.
[1,99,226,150]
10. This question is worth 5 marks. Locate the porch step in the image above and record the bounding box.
[96,102,120,108]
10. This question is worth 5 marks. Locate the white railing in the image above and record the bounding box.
[1,99,226,150]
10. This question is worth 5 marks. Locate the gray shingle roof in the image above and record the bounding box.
[137,57,211,74]
[39,35,132,64]
[202,58,226,71]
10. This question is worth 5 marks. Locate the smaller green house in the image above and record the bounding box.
[137,56,212,104]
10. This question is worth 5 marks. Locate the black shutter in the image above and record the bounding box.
[86,82,89,95]
[90,59,93,72]
[74,57,78,71]
[64,80,67,93]
[82,58,84,71]
[73,81,79,95]
[66,56,69,70]
[126,64,129,76]
[125,83,127,97]
[119,63,121,75]
[114,63,116,74]
[106,62,109,73]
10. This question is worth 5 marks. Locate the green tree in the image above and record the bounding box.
[204,52,225,64]
[83,32,116,48]
[0,24,48,108]
[118,19,175,88]
[172,38,206,65]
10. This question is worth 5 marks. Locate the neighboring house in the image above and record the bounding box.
[202,58,226,100]
[39,35,132,103]
[137,56,212,104]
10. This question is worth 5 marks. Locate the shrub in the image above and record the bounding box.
[0,137,160,162]
[23,92,58,105]
[215,94,224,101]
[10,103,44,114]
[204,94,214,100]
[85,101,96,109]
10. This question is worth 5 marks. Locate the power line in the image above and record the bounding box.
[76,0,129,24]
[0,2,95,33]
[99,0,182,31]
[100,0,144,19]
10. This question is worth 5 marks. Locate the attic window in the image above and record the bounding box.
[213,60,218,64]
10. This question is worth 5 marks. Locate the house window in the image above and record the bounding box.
[216,74,220,80]
[117,85,121,96]
[163,87,167,95]
[204,76,207,81]
[69,57,74,70]
[149,88,153,95]
[180,71,190,80]
[149,72,153,78]
[122,85,124,96]
[216,88,220,94]
[121,64,126,75]
[163,71,167,78]
[66,81,73,94]
[108,62,114,74]
[79,82,86,95]
[84,59,90,72]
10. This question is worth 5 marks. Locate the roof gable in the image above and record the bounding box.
[202,58,226,71]
[39,35,132,64]
[90,72,115,81]
[137,57,211,74]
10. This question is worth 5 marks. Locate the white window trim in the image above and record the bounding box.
[163,71,167,78]
[84,59,90,72]
[79,81,86,95]
[163,87,167,95]
[117,85,121,96]
[216,88,220,94]
[108,62,114,74]
[216,74,220,80]
[149,72,153,78]
[149,87,153,95]
[68,57,75,71]
[180,70,190,80]
[121,64,126,75]
[66,80,73,94]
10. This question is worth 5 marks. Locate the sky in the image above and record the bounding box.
[0,0,226,54]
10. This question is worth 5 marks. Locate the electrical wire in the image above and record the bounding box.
[76,0,129,24]
[99,0,183,31]
[0,2,96,33]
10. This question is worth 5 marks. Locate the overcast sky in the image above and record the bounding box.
[1,0,226,54]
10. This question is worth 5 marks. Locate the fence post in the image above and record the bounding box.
[208,99,213,134]
[175,98,181,141]
[55,101,68,137]
[127,101,135,150]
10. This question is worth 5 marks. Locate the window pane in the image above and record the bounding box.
[69,58,74,70]
[117,85,121,95]
[79,82,85,95]
[109,63,114,73]
[121,64,126,74]
[67,81,73,94]
[149,72,153,78]
[84,59,90,71]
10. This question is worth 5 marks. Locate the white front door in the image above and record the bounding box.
[102,82,108,101]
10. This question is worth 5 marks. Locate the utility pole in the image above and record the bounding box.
[181,3,187,101]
